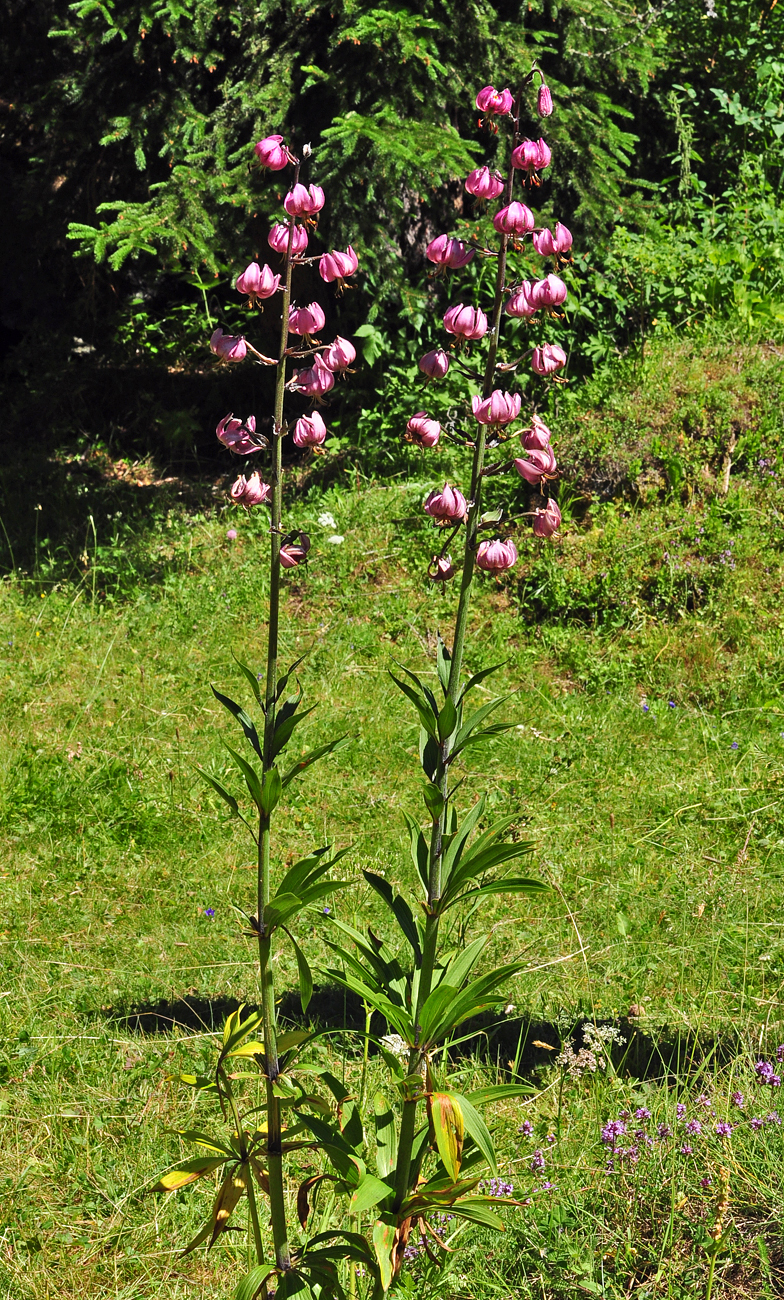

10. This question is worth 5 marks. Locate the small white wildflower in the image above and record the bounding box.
[318,512,337,529]
[381,1034,408,1061]
[326,534,344,545]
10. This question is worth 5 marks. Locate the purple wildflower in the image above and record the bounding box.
[755,1060,782,1086]
[676,1103,686,1120]
[700,1176,712,1189]
[657,1124,672,1139]
[696,1094,712,1110]
[204,907,215,918]
[634,1107,651,1121]
[730,741,738,750]
[766,1110,781,1125]
[731,1092,744,1109]
[715,1122,732,1138]
[530,1149,545,1172]
[679,1144,693,1155]
[750,1117,764,1130]
[601,1120,627,1146]
[685,1120,702,1136]
[777,1045,784,1063]
[518,1119,534,1138]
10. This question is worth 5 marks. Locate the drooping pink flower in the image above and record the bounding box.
[216,413,259,455]
[419,349,450,379]
[235,261,281,306]
[321,335,356,372]
[493,202,535,236]
[210,329,247,362]
[505,283,538,318]
[537,83,554,117]
[292,412,327,448]
[514,446,557,485]
[319,246,359,283]
[475,86,514,115]
[532,499,562,537]
[293,355,335,397]
[280,532,311,568]
[511,139,552,173]
[532,222,572,257]
[471,390,522,427]
[443,303,488,340]
[253,135,290,170]
[230,471,272,506]
[426,235,475,269]
[406,412,441,448]
[284,183,325,217]
[531,343,567,376]
[268,222,309,257]
[476,538,518,573]
[530,274,568,309]
[424,483,467,525]
[288,302,326,337]
[464,166,505,200]
[520,414,552,451]
[429,554,456,582]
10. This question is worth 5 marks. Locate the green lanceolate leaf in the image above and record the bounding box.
[363,870,422,959]
[272,703,317,760]
[260,765,282,815]
[275,654,307,704]
[262,892,303,933]
[374,1093,397,1178]
[234,1264,277,1300]
[388,670,438,738]
[456,661,507,704]
[153,1156,227,1190]
[222,1006,263,1054]
[453,876,550,909]
[420,725,440,781]
[468,1083,535,1106]
[281,736,349,787]
[440,795,486,883]
[422,781,444,820]
[443,1197,504,1229]
[441,843,538,907]
[212,687,263,760]
[450,1094,497,1174]
[437,936,488,991]
[372,1214,397,1294]
[285,929,313,1014]
[231,656,263,708]
[194,768,239,818]
[430,1092,464,1181]
[403,811,430,891]
[349,1173,394,1214]
[449,696,509,759]
[277,846,333,895]
[437,694,458,742]
[166,1129,236,1157]
[224,744,263,808]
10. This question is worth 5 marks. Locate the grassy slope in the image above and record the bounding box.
[0,330,783,1297]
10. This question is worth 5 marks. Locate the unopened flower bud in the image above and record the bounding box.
[476,538,518,573]
[235,261,281,306]
[531,343,567,376]
[280,531,311,568]
[210,328,247,362]
[292,411,327,448]
[537,83,554,117]
[284,183,325,217]
[319,246,359,283]
[426,235,475,269]
[493,202,535,236]
[406,412,441,448]
[254,134,290,170]
[464,166,505,200]
[520,414,552,450]
[443,303,488,340]
[419,349,450,379]
[530,274,568,308]
[475,85,513,115]
[430,554,455,582]
[511,139,552,173]
[532,499,562,537]
[294,355,335,397]
[505,283,537,319]
[230,471,271,506]
[471,390,521,427]
[216,413,259,455]
[288,302,326,337]
[514,446,557,485]
[268,222,309,257]
[321,335,356,372]
[424,483,467,524]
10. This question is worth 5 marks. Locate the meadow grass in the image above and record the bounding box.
[0,330,783,1297]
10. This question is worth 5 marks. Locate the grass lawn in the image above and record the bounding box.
[0,331,783,1297]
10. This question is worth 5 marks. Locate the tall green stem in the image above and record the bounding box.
[392,160,516,1213]
[255,162,301,1274]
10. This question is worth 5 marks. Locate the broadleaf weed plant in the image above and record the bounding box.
[156,67,575,1300]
